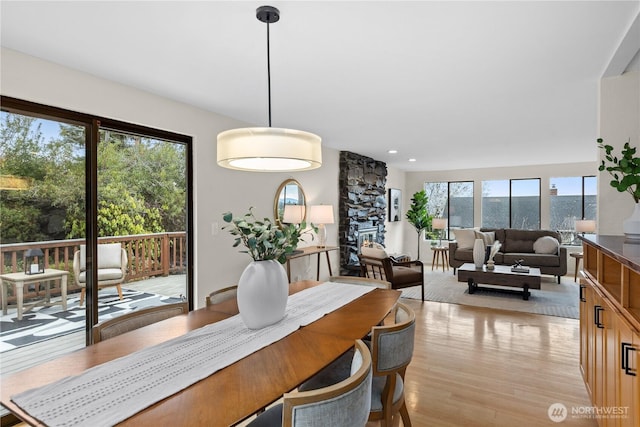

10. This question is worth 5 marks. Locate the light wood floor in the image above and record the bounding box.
[375,298,596,427]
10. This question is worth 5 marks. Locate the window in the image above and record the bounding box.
[511,179,540,229]
[424,181,473,240]
[481,180,509,228]
[550,176,597,243]
[481,178,540,229]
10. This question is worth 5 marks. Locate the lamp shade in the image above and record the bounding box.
[575,219,596,233]
[283,205,305,224]
[217,127,322,172]
[432,218,447,230]
[308,205,334,225]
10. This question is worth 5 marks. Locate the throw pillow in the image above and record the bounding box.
[453,229,476,250]
[361,246,388,259]
[474,230,496,246]
[533,236,560,254]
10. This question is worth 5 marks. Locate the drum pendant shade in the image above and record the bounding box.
[216,6,322,172]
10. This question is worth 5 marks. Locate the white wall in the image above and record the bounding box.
[404,162,598,257]
[0,48,342,307]
[383,166,406,256]
[598,71,640,235]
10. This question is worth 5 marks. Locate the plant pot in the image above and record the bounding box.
[623,203,640,243]
[473,238,485,269]
[237,260,289,329]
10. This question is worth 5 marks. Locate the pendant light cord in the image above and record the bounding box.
[266,21,272,128]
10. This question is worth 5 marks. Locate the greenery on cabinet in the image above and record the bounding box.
[223,208,316,264]
[598,137,640,203]
[405,190,433,260]
[0,112,186,243]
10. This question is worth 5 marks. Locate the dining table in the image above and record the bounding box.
[0,280,401,426]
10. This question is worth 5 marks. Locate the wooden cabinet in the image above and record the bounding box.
[580,236,640,427]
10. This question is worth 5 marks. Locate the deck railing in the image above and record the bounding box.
[0,232,186,305]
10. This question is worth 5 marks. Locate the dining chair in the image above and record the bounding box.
[247,339,372,427]
[328,275,391,289]
[205,284,238,306]
[297,302,416,427]
[92,302,188,343]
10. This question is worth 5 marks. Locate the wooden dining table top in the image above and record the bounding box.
[1,280,401,427]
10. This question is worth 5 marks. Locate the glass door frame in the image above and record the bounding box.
[1,96,194,345]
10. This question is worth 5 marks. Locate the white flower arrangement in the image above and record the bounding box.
[488,241,502,262]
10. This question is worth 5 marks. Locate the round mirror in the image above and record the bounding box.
[274,179,307,226]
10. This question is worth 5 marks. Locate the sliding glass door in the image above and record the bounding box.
[95,127,187,322]
[0,97,192,371]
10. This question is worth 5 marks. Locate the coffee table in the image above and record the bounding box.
[457,263,541,300]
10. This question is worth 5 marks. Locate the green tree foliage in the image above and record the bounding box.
[0,114,47,180]
[1,112,187,243]
[405,190,433,260]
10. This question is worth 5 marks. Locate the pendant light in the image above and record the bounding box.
[217,5,322,172]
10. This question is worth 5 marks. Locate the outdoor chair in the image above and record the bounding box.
[73,243,127,306]
[247,339,372,427]
[92,301,188,343]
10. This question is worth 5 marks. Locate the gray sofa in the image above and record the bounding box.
[448,228,567,283]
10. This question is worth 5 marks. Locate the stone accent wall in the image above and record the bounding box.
[339,151,387,274]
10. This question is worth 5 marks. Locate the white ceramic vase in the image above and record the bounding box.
[237,260,289,329]
[623,203,640,242]
[473,238,485,269]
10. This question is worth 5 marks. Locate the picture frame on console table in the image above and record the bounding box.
[388,188,401,222]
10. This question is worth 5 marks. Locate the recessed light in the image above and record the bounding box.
[388,150,398,154]
[408,158,416,162]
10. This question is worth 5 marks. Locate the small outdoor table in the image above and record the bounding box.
[0,269,68,320]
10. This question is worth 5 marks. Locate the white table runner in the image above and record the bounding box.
[12,281,373,427]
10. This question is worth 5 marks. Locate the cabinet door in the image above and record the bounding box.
[603,298,619,427]
[618,318,639,427]
[593,291,606,410]
[580,283,593,394]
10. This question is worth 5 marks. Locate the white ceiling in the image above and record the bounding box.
[1,1,638,171]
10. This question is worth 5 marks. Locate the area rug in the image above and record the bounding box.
[0,288,183,352]
[401,271,579,319]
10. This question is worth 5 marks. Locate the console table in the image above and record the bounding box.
[0,269,68,320]
[579,235,639,426]
[285,246,338,282]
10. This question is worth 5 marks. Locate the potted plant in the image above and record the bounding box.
[598,138,640,240]
[405,190,433,260]
[222,208,314,329]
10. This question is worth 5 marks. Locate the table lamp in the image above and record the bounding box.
[282,205,305,224]
[309,205,334,248]
[575,219,596,236]
[432,218,447,247]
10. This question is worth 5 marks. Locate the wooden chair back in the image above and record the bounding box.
[205,285,238,306]
[358,255,389,281]
[93,302,188,343]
